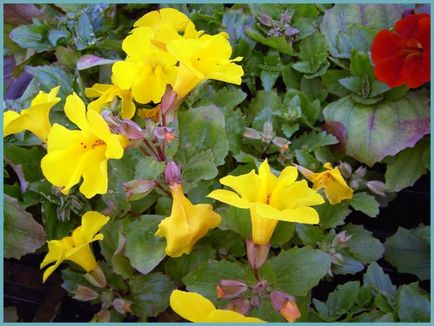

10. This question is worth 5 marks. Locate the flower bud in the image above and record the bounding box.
[84,265,107,288]
[338,161,352,179]
[246,239,270,270]
[330,253,344,265]
[331,231,352,247]
[154,126,175,144]
[243,128,261,140]
[272,137,290,152]
[257,13,273,26]
[123,179,156,201]
[261,120,274,143]
[160,86,177,114]
[224,298,251,315]
[270,291,301,323]
[366,180,387,197]
[164,161,182,186]
[354,166,367,178]
[217,280,248,299]
[72,285,99,301]
[112,298,132,315]
[91,310,110,322]
[102,110,143,140]
[402,8,415,18]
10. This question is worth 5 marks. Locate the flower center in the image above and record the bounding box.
[401,39,424,62]
[80,139,106,150]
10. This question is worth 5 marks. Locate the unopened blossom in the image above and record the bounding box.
[40,211,109,283]
[208,159,324,245]
[170,290,264,322]
[3,86,60,142]
[41,93,127,198]
[297,162,353,205]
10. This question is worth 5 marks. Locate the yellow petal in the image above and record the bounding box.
[74,211,110,244]
[119,90,136,119]
[45,123,83,153]
[169,290,215,322]
[207,189,253,209]
[122,26,154,60]
[64,93,89,130]
[250,206,278,245]
[40,240,65,283]
[112,60,142,90]
[219,170,261,202]
[256,204,320,224]
[3,110,22,137]
[208,309,265,322]
[172,64,203,98]
[257,159,277,203]
[85,83,113,98]
[65,242,98,272]
[134,8,190,32]
[280,180,325,208]
[79,150,109,198]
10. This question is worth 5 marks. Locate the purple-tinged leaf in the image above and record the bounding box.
[77,54,117,70]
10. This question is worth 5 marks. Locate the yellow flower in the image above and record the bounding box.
[155,183,221,257]
[85,83,136,119]
[208,159,324,245]
[112,26,178,104]
[40,211,109,283]
[40,93,127,198]
[167,33,244,98]
[3,86,60,142]
[170,290,265,322]
[297,163,353,205]
[133,7,192,44]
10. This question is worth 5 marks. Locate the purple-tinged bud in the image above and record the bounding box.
[123,179,156,201]
[253,280,268,296]
[243,128,262,140]
[332,231,352,247]
[102,110,143,140]
[401,8,415,18]
[366,180,387,197]
[154,126,175,144]
[354,166,367,178]
[216,280,248,299]
[257,13,273,27]
[113,298,132,315]
[338,161,352,179]
[330,253,344,265]
[72,285,99,301]
[280,10,292,24]
[246,239,270,270]
[91,310,110,322]
[160,86,177,114]
[224,298,251,315]
[272,137,290,152]
[270,291,301,323]
[84,266,107,288]
[165,161,182,186]
[284,26,299,38]
[262,120,274,143]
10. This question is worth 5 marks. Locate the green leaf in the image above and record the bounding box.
[134,156,165,180]
[323,91,430,166]
[124,215,166,275]
[245,28,293,55]
[25,65,74,99]
[291,130,339,153]
[385,137,429,192]
[396,283,430,322]
[42,201,76,240]
[343,224,384,264]
[178,105,229,167]
[350,192,380,218]
[293,32,328,74]
[332,256,365,275]
[246,90,281,125]
[4,194,46,259]
[163,243,216,282]
[183,260,252,303]
[129,273,176,319]
[281,64,301,91]
[317,201,351,229]
[48,29,70,47]
[264,246,331,296]
[217,205,251,239]
[74,13,96,50]
[212,86,247,110]
[363,262,396,298]
[4,144,45,183]
[384,226,430,281]
[181,150,218,189]
[322,70,350,97]
[296,224,323,247]
[9,22,52,52]
[320,4,409,58]
[270,222,295,246]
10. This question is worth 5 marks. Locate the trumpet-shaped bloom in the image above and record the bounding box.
[170,290,264,322]
[3,86,60,142]
[297,163,353,205]
[167,33,244,98]
[155,183,221,257]
[40,93,127,198]
[208,159,324,245]
[85,83,136,119]
[40,211,109,283]
[112,26,178,104]
[371,13,430,88]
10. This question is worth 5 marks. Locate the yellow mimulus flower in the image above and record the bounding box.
[155,183,221,257]
[133,8,191,44]
[167,33,244,98]
[3,86,60,142]
[297,163,353,205]
[170,290,265,322]
[85,83,136,119]
[40,211,109,283]
[112,27,178,104]
[208,159,324,245]
[40,93,128,199]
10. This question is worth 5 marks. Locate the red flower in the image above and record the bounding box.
[371,13,430,88]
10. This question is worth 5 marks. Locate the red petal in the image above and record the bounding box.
[394,13,430,40]
[371,30,404,63]
[373,55,406,88]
